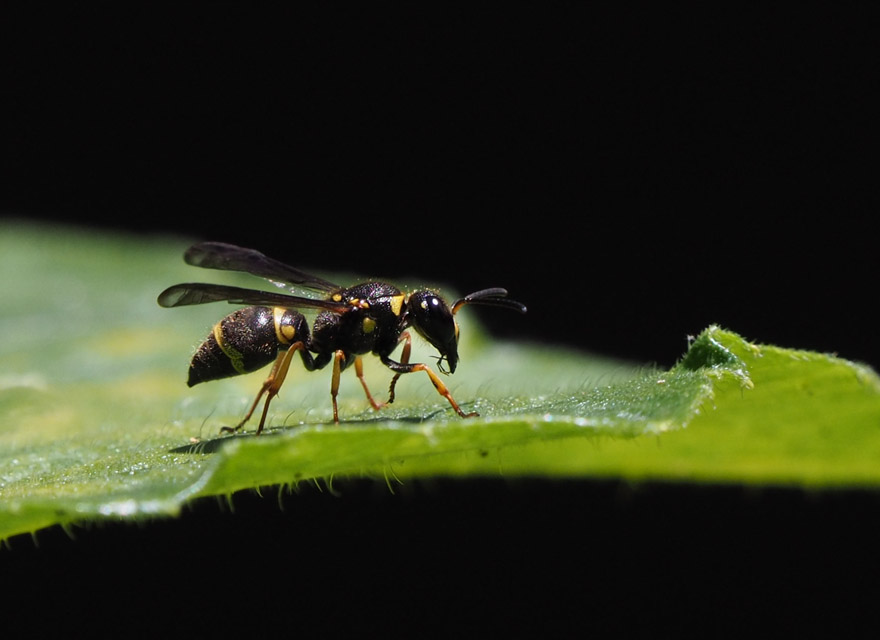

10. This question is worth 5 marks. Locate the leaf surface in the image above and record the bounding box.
[2,220,879,541]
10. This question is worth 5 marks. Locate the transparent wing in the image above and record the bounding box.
[183,242,340,293]
[157,283,350,312]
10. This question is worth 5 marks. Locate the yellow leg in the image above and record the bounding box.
[330,350,344,423]
[329,353,386,423]
[410,362,478,418]
[355,356,385,411]
[221,343,302,436]
[385,332,475,417]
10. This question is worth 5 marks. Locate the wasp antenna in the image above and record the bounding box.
[464,287,509,300]
[452,288,527,315]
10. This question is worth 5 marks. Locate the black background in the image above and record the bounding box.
[2,5,877,634]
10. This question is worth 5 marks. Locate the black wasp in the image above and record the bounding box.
[158,242,526,434]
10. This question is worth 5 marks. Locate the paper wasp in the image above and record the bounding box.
[158,242,526,434]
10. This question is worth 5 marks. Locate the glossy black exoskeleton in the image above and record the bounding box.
[158,242,526,434]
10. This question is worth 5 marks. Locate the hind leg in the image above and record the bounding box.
[221,342,306,435]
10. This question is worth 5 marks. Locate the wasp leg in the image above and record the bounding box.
[221,342,306,436]
[354,355,386,412]
[330,350,346,423]
[386,331,412,405]
[381,355,478,419]
[329,352,385,423]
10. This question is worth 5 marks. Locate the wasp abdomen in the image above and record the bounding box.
[187,306,308,387]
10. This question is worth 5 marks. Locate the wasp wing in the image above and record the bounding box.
[158,283,351,312]
[183,242,340,293]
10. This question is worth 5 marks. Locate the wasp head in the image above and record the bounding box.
[406,290,460,374]
[405,287,527,375]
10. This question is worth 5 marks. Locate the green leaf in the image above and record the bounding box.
[2,220,879,542]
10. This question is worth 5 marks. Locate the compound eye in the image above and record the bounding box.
[419,295,441,314]
[411,292,449,327]
[408,290,453,339]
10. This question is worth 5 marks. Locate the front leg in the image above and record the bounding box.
[381,351,478,419]
[386,331,412,405]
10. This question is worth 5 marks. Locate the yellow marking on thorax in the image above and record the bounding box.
[390,294,405,316]
[362,317,376,334]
